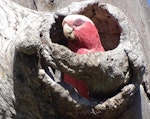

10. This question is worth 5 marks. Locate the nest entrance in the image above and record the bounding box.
[44,1,144,119]
[50,3,122,51]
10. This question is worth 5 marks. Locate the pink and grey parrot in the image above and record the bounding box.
[62,14,105,98]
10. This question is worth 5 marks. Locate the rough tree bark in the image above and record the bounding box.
[0,0,149,119]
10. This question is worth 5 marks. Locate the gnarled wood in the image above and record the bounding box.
[0,0,149,119]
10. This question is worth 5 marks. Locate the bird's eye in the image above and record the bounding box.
[74,19,85,26]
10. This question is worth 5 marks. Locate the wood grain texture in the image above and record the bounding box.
[0,0,149,119]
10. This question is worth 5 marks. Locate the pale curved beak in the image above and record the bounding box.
[63,23,75,40]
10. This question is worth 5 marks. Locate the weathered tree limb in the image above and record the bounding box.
[0,0,56,118]
[41,1,145,94]
[17,0,143,118]
[0,0,149,119]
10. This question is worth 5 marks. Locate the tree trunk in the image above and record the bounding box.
[0,0,149,119]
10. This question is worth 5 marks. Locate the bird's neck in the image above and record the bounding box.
[68,23,104,52]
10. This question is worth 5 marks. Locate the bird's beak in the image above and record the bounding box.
[63,23,75,40]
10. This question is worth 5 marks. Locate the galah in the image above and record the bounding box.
[62,14,105,98]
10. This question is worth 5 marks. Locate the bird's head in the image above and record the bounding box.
[62,14,94,40]
[62,14,104,52]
